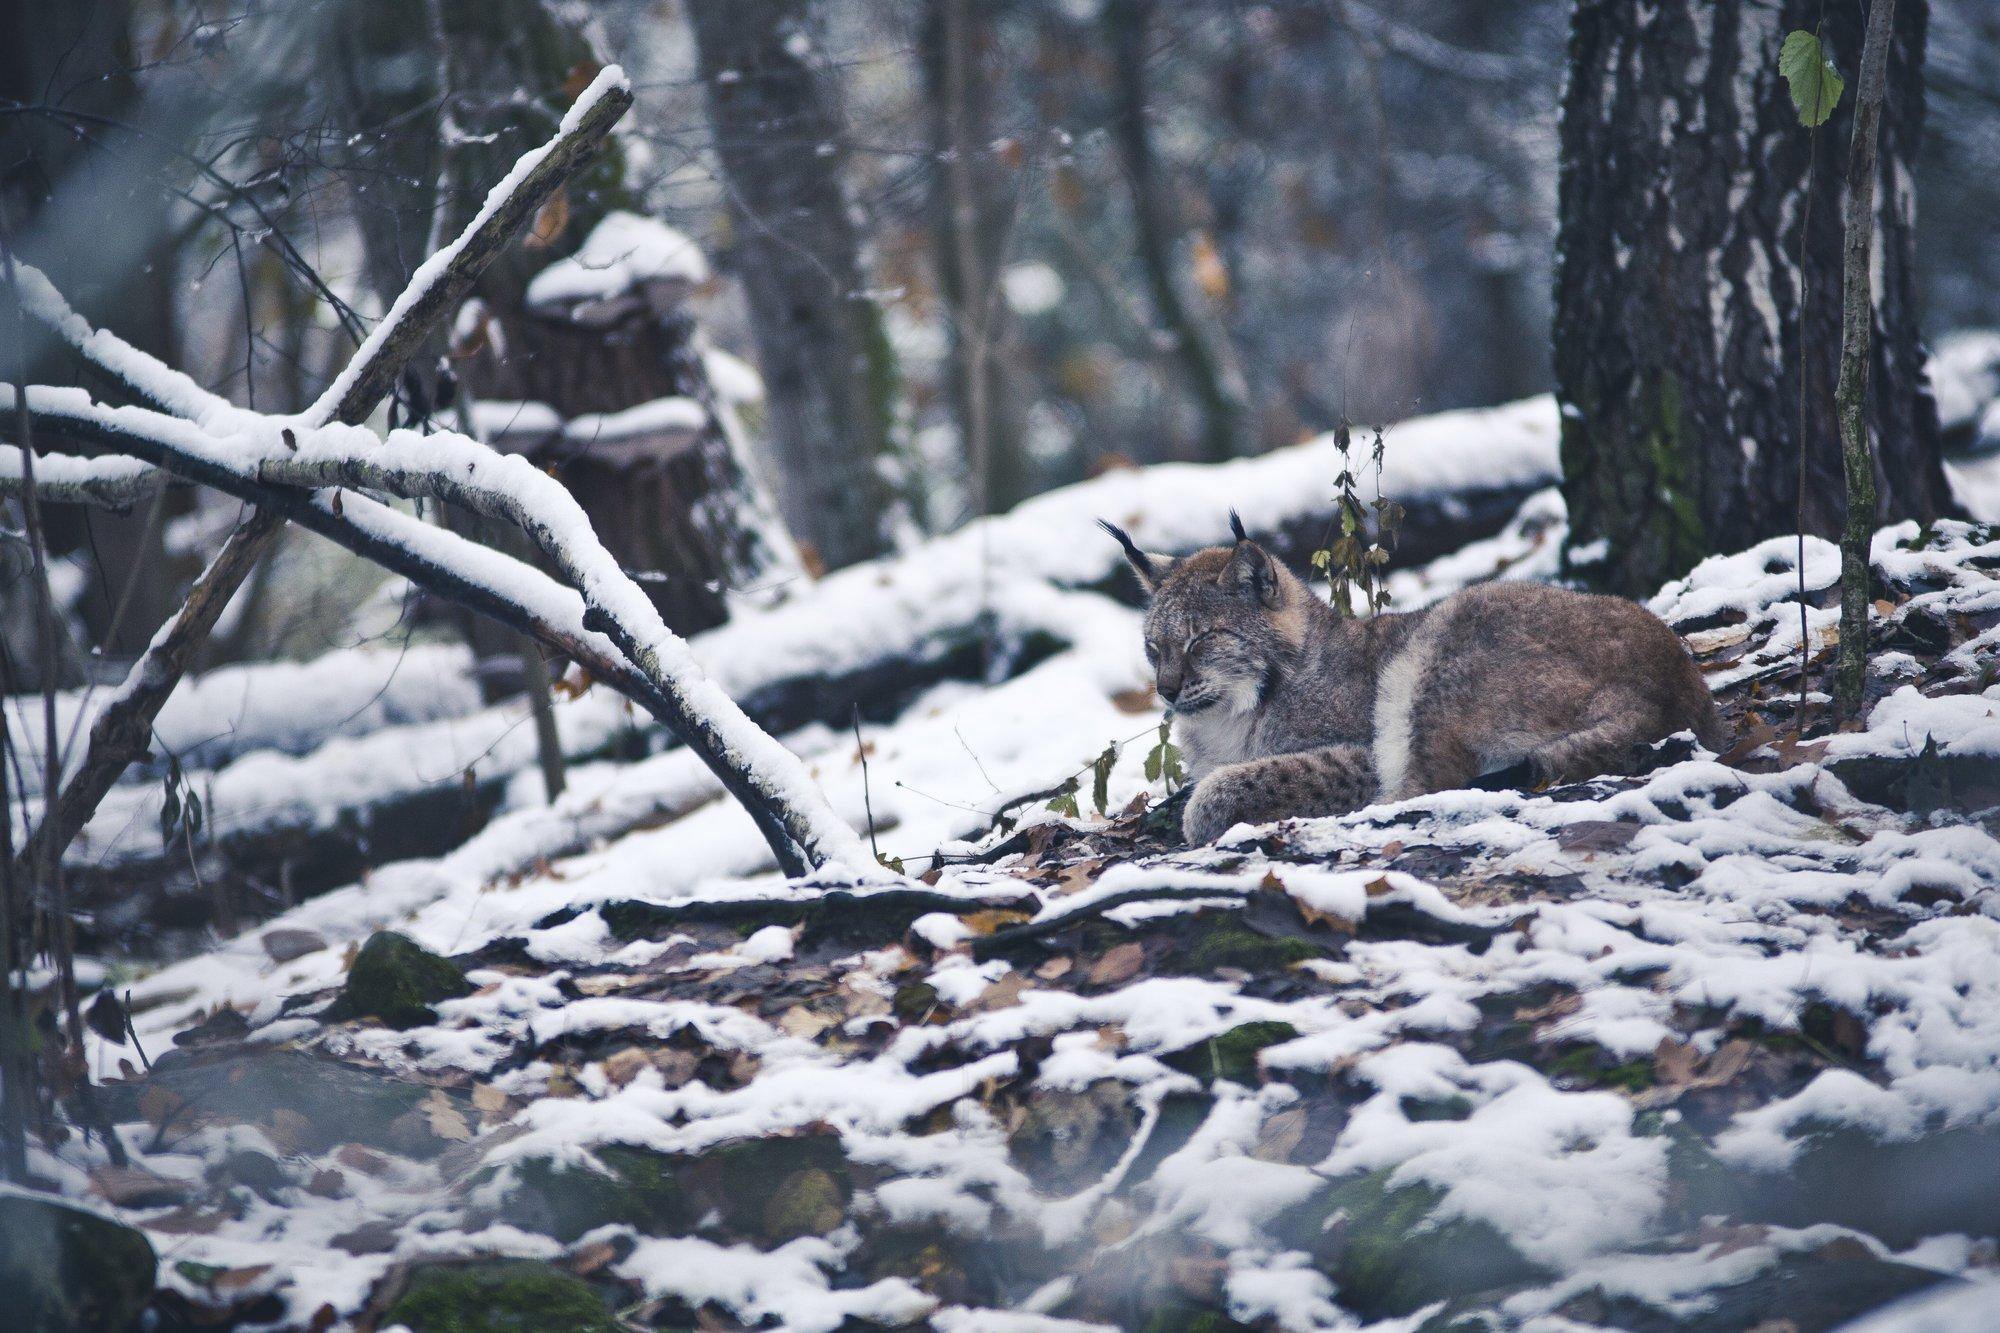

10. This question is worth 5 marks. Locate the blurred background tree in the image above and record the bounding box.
[5,0,1999,679]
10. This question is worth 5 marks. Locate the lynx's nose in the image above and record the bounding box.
[1157,663,1184,704]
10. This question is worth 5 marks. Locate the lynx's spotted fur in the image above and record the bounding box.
[1101,517,1727,845]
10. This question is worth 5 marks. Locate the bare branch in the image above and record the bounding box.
[3,391,855,874]
[6,68,659,880]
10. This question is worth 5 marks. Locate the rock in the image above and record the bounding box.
[499,1133,852,1246]
[1166,917,1322,974]
[497,1146,694,1244]
[699,1132,853,1242]
[0,1193,157,1332]
[100,1050,466,1155]
[260,927,328,963]
[384,1259,617,1333]
[1161,1021,1300,1086]
[321,930,473,1029]
[1281,1169,1545,1319]
[1470,1245,1964,1333]
[1744,1122,2000,1245]
[1009,1080,1145,1192]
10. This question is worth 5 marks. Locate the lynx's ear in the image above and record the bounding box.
[1097,519,1171,593]
[1228,509,1249,545]
[1224,539,1282,608]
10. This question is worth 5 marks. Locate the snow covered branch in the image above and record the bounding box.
[0,66,868,880]
[3,392,866,875]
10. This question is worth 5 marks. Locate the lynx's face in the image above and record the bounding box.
[1136,544,1302,717]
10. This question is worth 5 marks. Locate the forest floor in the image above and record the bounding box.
[8,405,2000,1332]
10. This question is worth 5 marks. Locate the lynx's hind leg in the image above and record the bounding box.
[1382,727,1480,804]
[1183,743,1376,845]
[1526,716,1647,788]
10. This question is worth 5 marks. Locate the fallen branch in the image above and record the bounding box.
[6,68,643,877]
[2,403,824,872]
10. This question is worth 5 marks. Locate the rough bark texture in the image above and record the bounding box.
[326,0,799,634]
[1554,0,1954,599]
[920,0,1033,516]
[0,0,189,676]
[690,0,898,571]
[1835,0,1900,716]
[1106,0,1252,466]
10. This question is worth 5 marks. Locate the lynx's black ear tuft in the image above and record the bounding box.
[1228,509,1249,545]
[1098,519,1169,593]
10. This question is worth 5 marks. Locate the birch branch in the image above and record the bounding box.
[4,391,861,873]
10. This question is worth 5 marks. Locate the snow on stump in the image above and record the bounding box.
[322,931,473,1030]
[524,211,710,327]
[0,1193,157,1332]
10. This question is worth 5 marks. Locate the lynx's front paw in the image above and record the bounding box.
[1183,767,1278,845]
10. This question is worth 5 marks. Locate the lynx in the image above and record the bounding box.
[1102,516,1727,845]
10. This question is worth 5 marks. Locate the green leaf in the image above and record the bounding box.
[1046,778,1080,819]
[1780,30,1843,127]
[1091,745,1116,817]
[1144,720,1185,792]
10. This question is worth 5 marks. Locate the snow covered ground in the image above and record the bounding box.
[10,354,2000,1328]
[18,478,1995,1329]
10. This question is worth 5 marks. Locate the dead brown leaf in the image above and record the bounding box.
[1034,956,1074,981]
[1053,859,1106,897]
[1088,941,1145,986]
[264,1107,315,1155]
[972,973,1029,1012]
[91,1164,194,1208]
[212,1264,274,1294]
[568,1239,619,1276]
[779,1007,837,1040]
[601,1047,653,1087]
[1111,687,1158,714]
[336,1144,393,1176]
[423,1090,472,1143]
[1251,1107,1309,1163]
[306,1168,347,1199]
[526,188,570,249]
[1653,1037,1702,1087]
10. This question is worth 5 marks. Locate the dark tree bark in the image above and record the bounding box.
[689,0,898,571]
[919,0,1034,517]
[1105,0,1252,466]
[316,0,798,636]
[0,0,190,677]
[1554,0,1955,598]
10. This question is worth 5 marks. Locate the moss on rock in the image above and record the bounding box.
[1161,1021,1299,1086]
[1283,1168,1544,1318]
[697,1132,853,1242]
[385,1259,616,1333]
[499,1146,694,1243]
[0,1193,156,1332]
[322,931,473,1030]
[1167,918,1321,974]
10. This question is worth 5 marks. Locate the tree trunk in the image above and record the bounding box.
[689,0,898,571]
[1105,0,1253,466]
[1834,0,1901,716]
[0,0,189,680]
[322,0,800,636]
[1554,0,1953,599]
[919,0,1034,518]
